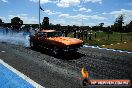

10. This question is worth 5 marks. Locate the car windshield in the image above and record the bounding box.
[47,31,62,37]
[37,31,62,37]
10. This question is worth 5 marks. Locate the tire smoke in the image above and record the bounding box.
[0,28,30,47]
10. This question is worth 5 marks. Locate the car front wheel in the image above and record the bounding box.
[53,46,59,55]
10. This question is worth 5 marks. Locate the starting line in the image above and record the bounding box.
[0,59,44,88]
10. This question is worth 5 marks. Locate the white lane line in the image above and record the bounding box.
[1,51,6,53]
[0,59,45,88]
[83,45,132,54]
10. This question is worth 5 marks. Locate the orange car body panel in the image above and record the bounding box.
[47,36,83,46]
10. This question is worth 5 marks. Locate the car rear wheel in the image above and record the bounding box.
[30,41,37,49]
[30,41,34,47]
[53,46,59,55]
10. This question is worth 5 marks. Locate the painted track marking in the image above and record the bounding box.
[0,59,45,88]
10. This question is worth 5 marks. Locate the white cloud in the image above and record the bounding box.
[1,0,8,3]
[110,9,132,17]
[86,9,92,12]
[30,0,49,4]
[52,19,66,25]
[0,16,6,22]
[29,0,102,7]
[8,14,38,24]
[57,0,80,8]
[29,0,58,4]
[44,10,61,15]
[59,13,106,21]
[79,7,92,12]
[103,22,113,27]
[83,0,102,4]
[90,15,106,20]
[102,9,132,18]
[77,5,82,8]
[73,8,78,12]
[102,12,107,15]
[79,7,87,11]
[59,14,69,18]
[103,9,132,25]
[128,2,132,6]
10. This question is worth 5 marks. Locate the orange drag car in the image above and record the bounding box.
[29,30,83,54]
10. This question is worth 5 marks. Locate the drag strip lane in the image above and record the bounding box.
[0,59,44,88]
[0,42,132,88]
[0,42,81,88]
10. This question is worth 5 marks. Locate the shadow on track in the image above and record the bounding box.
[29,47,85,60]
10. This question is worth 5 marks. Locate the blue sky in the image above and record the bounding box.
[0,0,132,26]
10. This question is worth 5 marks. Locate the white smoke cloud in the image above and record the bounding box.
[0,28,30,47]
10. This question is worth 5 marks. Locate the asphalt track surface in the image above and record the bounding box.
[0,42,132,88]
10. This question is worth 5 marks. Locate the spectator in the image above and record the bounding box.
[84,30,88,39]
[74,30,76,38]
[77,30,81,39]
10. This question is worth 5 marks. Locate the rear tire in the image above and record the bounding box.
[30,40,36,48]
[29,37,39,50]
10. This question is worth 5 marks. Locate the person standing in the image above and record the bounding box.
[74,30,76,38]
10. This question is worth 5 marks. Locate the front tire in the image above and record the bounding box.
[53,46,59,55]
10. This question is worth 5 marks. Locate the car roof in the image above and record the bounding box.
[39,30,56,32]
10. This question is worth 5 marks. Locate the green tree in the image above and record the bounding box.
[0,19,2,23]
[114,14,124,32]
[42,17,49,29]
[127,21,132,32]
[114,14,124,41]
[99,23,104,31]
[11,17,23,31]
[129,21,132,26]
[106,26,112,40]
[0,19,4,27]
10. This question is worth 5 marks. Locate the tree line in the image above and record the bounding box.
[0,14,132,33]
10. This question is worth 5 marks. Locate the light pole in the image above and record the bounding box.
[39,0,40,29]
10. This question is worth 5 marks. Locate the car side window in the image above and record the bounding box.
[43,33,47,37]
[37,32,47,37]
[37,33,42,37]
